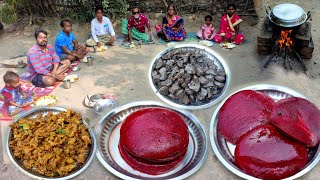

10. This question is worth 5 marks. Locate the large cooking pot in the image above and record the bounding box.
[266,3,311,27]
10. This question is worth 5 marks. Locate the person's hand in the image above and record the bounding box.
[60,60,67,65]
[166,35,171,40]
[97,42,102,48]
[21,101,33,107]
[111,36,115,43]
[20,102,28,108]
[231,35,236,42]
[222,36,227,42]
[51,70,57,78]
[55,74,65,81]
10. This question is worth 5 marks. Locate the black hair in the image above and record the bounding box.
[95,6,104,13]
[227,3,236,10]
[3,71,19,83]
[131,7,139,11]
[167,4,176,13]
[34,29,47,39]
[60,19,71,27]
[205,15,212,21]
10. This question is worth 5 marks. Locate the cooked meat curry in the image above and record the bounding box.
[9,110,92,177]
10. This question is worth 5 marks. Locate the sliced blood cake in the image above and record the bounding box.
[119,107,189,175]
[218,90,275,144]
[270,97,320,147]
[235,125,308,180]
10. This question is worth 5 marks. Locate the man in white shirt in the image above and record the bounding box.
[85,7,116,47]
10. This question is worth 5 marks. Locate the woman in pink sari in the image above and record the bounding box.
[155,5,186,41]
[213,3,244,45]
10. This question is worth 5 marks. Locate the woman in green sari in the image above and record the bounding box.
[122,7,153,43]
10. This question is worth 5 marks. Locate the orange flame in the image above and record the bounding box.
[277,30,293,49]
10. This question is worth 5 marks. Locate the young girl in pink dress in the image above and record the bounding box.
[213,3,245,45]
[197,15,216,40]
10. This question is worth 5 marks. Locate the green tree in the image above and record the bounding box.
[0,0,24,24]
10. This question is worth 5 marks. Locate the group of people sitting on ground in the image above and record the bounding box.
[152,3,245,44]
[1,3,245,116]
[120,3,244,44]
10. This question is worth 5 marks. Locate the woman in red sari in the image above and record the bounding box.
[213,3,244,45]
[155,5,186,41]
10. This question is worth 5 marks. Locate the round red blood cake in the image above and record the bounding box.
[119,107,189,175]
[270,97,320,147]
[218,90,275,144]
[235,125,308,179]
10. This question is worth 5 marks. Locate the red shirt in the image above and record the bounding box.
[1,85,23,102]
[128,14,150,33]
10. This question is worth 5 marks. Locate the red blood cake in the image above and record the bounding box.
[218,90,275,144]
[235,125,308,179]
[270,97,320,147]
[119,107,189,175]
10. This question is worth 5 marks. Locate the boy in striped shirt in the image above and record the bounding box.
[27,29,70,87]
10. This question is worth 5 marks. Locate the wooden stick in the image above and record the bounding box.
[288,49,293,70]
[237,14,258,17]
[243,0,249,13]
[284,49,288,69]
[293,49,307,72]
[264,48,279,68]
[162,0,168,8]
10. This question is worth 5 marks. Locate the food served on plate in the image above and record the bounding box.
[119,107,189,175]
[235,125,308,179]
[217,90,320,179]
[199,40,214,47]
[220,42,236,49]
[64,74,79,83]
[34,95,58,107]
[218,90,274,144]
[9,110,92,177]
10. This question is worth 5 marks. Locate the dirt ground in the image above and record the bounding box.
[0,0,320,179]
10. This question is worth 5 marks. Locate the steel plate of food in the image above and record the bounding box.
[6,107,97,179]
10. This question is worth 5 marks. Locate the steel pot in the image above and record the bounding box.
[266,3,311,27]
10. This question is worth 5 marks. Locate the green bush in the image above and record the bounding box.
[102,0,129,20]
[0,0,24,24]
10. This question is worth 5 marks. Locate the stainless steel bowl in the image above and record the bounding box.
[210,84,320,180]
[93,98,117,114]
[95,101,208,179]
[6,107,97,180]
[266,3,311,27]
[149,44,231,110]
[90,93,105,102]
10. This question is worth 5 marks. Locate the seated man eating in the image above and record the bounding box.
[27,29,70,87]
[55,19,87,62]
[85,7,116,48]
[122,7,153,43]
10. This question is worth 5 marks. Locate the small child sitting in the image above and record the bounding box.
[1,71,33,116]
[197,15,216,40]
